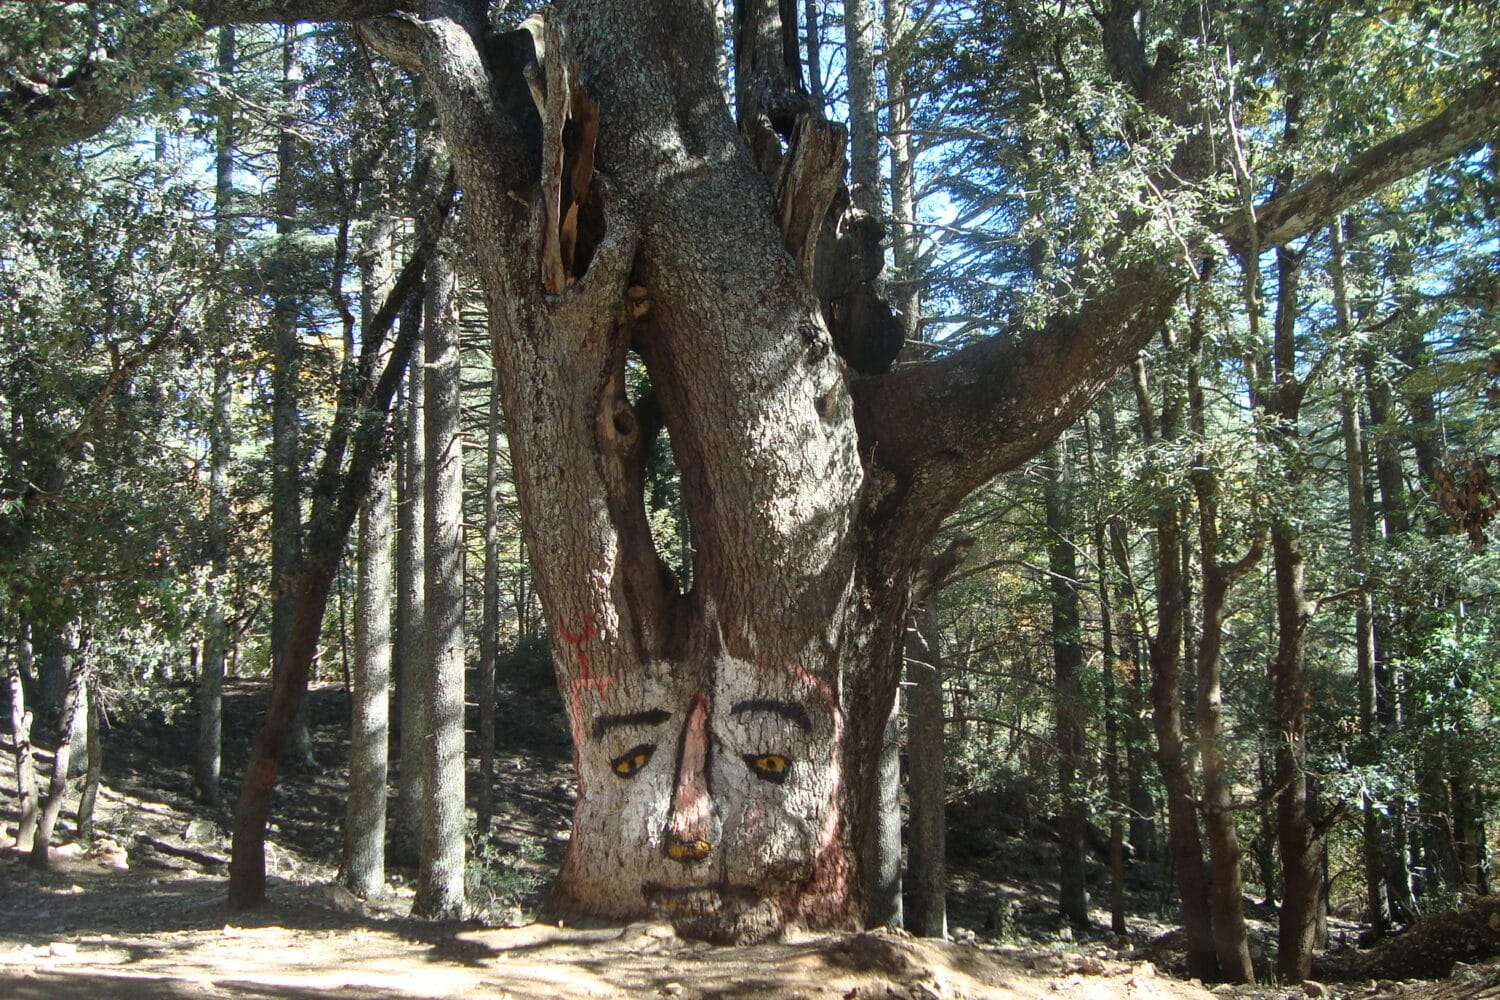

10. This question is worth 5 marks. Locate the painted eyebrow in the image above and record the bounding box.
[730,699,811,731]
[591,708,671,741]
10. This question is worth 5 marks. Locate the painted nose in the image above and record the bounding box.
[664,692,716,863]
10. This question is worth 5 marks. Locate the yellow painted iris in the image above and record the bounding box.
[745,753,790,783]
[610,744,654,778]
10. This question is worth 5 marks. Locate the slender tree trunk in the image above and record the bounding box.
[904,604,947,938]
[1188,287,1257,984]
[1134,356,1217,979]
[392,313,427,868]
[271,24,312,770]
[838,0,898,926]
[1331,218,1388,939]
[413,247,466,920]
[843,0,881,216]
[1045,439,1090,929]
[31,632,86,867]
[1100,403,1156,865]
[75,678,102,842]
[7,625,40,851]
[340,218,398,899]
[1088,411,1127,937]
[804,0,824,110]
[197,24,235,808]
[1265,245,1321,984]
[884,0,919,351]
[476,365,502,836]
[1366,362,1415,923]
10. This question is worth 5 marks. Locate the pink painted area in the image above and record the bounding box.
[791,664,843,855]
[667,692,713,847]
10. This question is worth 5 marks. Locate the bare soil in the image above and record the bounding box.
[0,676,1491,999]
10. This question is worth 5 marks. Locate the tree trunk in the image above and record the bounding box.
[883,0,919,350]
[1088,410,1127,937]
[904,603,947,938]
[6,625,40,852]
[1366,360,1415,924]
[1133,355,1217,979]
[1266,245,1321,984]
[341,217,398,899]
[476,361,502,836]
[413,247,466,920]
[271,24,312,770]
[1044,439,1090,929]
[392,312,427,867]
[75,678,102,842]
[1331,217,1388,939]
[1189,289,1257,984]
[197,23,235,809]
[31,632,86,867]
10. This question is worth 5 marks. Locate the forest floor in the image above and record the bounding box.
[1,673,1497,1000]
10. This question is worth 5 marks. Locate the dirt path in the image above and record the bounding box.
[0,843,1215,1000]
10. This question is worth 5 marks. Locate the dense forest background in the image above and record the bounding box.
[3,0,1499,990]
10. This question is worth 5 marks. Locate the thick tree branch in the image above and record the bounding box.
[855,59,1500,550]
[1230,57,1500,252]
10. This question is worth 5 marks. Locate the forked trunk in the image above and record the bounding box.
[410,0,909,940]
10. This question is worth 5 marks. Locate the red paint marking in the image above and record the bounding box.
[558,613,613,744]
[255,757,278,791]
[558,613,599,676]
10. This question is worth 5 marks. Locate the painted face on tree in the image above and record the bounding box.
[562,656,844,942]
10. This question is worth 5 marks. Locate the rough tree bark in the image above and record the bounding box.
[414,246,466,920]
[167,0,1499,937]
[392,312,427,868]
[340,217,397,899]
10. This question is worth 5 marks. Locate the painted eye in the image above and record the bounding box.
[611,744,655,778]
[744,753,790,784]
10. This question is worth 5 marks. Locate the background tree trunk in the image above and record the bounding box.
[1044,438,1090,930]
[7,625,40,852]
[197,23,235,809]
[75,678,102,842]
[476,365,502,836]
[31,632,86,866]
[413,247,466,920]
[1264,244,1322,984]
[1134,355,1218,980]
[392,316,426,868]
[904,604,947,938]
[1331,217,1389,939]
[271,24,312,770]
[340,217,398,899]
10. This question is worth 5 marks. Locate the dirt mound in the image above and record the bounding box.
[1316,895,1500,982]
